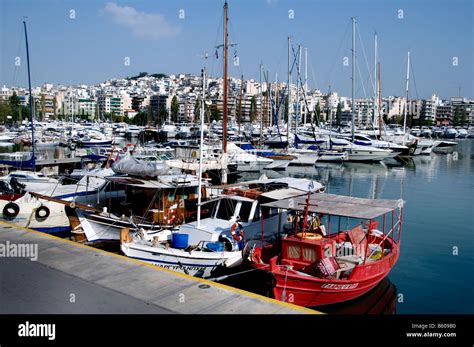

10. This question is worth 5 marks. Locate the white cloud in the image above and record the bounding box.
[104,2,179,40]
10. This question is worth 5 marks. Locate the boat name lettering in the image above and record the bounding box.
[321,283,358,290]
[154,264,205,271]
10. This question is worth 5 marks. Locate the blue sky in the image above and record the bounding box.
[0,0,472,99]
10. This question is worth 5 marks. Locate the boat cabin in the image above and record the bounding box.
[213,195,258,223]
[258,193,404,278]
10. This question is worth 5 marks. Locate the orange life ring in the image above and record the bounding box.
[230,222,245,241]
[167,209,176,224]
[241,189,262,199]
[295,232,322,240]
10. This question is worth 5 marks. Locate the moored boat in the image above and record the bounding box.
[248,192,404,307]
[0,192,71,235]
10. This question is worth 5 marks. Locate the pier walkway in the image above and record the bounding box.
[0,222,318,314]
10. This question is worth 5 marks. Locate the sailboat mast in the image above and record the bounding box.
[296,45,301,134]
[222,1,228,154]
[373,32,378,129]
[238,74,243,136]
[403,51,410,133]
[351,17,356,142]
[197,55,207,228]
[378,62,382,136]
[304,47,308,125]
[275,72,278,127]
[23,20,36,170]
[287,36,291,141]
[259,63,263,148]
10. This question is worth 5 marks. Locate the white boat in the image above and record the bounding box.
[0,193,70,235]
[421,127,432,138]
[380,133,419,156]
[120,228,244,278]
[226,143,273,171]
[457,128,468,139]
[350,134,409,156]
[0,170,60,193]
[432,140,458,153]
[120,176,324,277]
[75,209,166,243]
[316,149,348,162]
[329,138,393,162]
[444,128,458,139]
[0,134,16,142]
[178,177,324,246]
[38,168,124,204]
[416,139,437,155]
[80,138,113,147]
[410,127,421,137]
[74,174,203,242]
[468,127,474,138]
[287,149,318,166]
[125,125,142,138]
[263,158,291,170]
[161,124,177,138]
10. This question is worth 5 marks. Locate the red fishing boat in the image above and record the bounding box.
[248,192,404,307]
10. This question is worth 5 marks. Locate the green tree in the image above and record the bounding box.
[9,92,20,122]
[158,104,168,125]
[150,73,168,79]
[452,107,461,126]
[0,101,12,124]
[133,110,147,125]
[460,108,468,126]
[39,94,45,121]
[423,118,433,126]
[283,95,288,123]
[335,102,342,125]
[170,96,179,123]
[250,96,257,122]
[194,99,201,121]
[52,97,57,120]
[210,106,221,122]
[314,101,321,124]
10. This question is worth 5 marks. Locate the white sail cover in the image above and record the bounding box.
[112,154,169,177]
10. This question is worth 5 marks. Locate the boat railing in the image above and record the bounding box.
[365,219,400,262]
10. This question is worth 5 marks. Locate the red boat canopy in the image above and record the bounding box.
[261,193,404,220]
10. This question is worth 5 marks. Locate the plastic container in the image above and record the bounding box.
[171,233,189,249]
[206,242,225,252]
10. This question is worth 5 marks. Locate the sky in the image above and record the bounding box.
[0,0,472,100]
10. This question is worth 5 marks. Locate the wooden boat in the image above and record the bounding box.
[248,192,404,307]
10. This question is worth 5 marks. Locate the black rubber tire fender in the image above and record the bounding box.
[35,205,50,221]
[3,202,20,219]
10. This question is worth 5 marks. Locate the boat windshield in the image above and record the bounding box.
[238,201,253,223]
[215,199,238,220]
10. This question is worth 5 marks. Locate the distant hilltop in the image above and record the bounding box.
[126,72,168,81]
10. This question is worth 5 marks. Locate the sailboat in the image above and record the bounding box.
[340,19,392,162]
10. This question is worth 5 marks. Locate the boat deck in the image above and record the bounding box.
[0,221,318,314]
